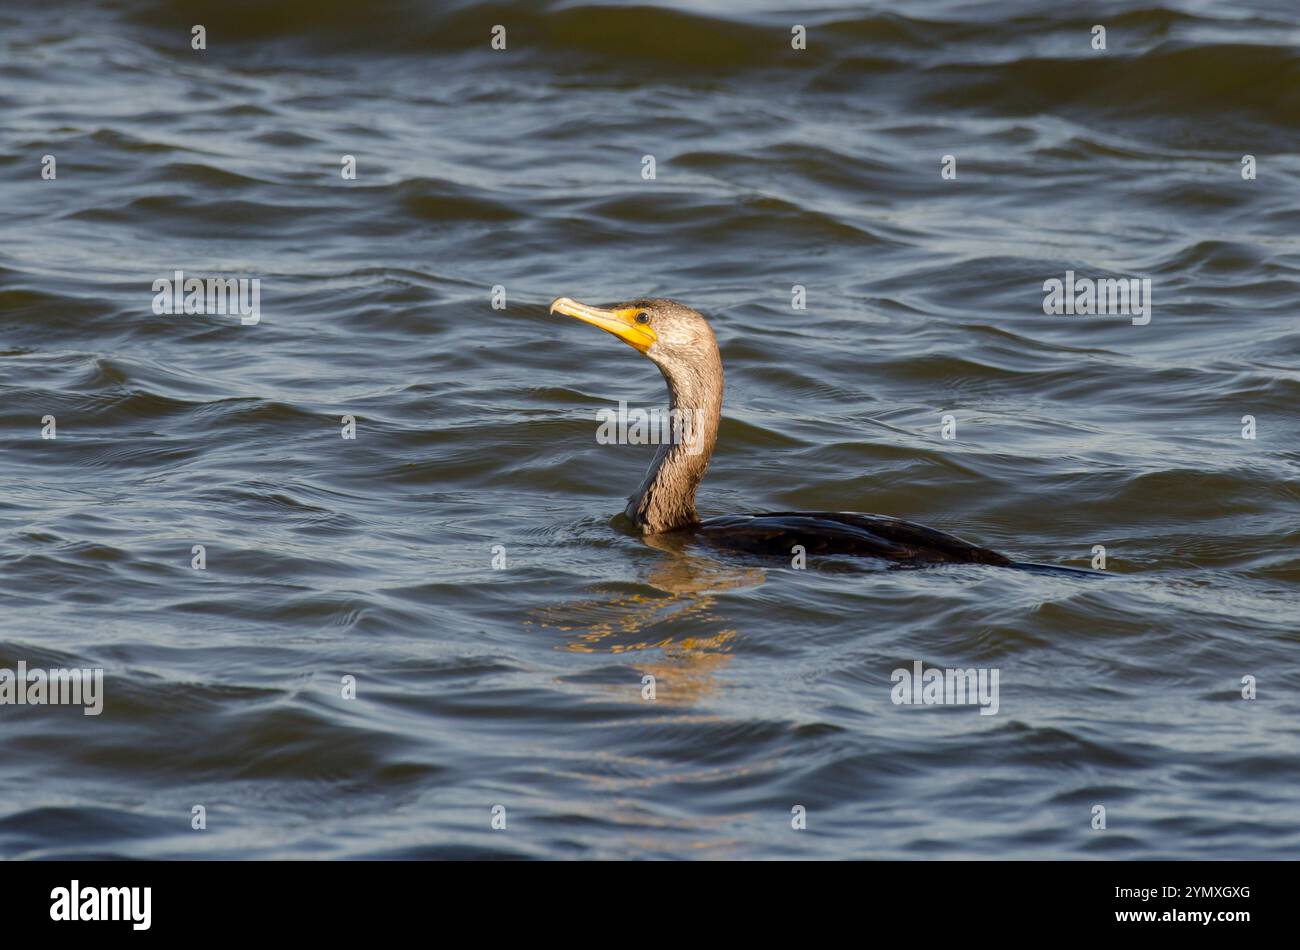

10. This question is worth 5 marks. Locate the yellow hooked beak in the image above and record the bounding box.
[550,297,657,354]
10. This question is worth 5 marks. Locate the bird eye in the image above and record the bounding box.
[635,311,650,324]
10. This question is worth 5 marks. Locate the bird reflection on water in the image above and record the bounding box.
[526,532,766,702]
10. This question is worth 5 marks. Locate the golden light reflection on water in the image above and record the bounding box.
[524,535,766,703]
[522,536,771,849]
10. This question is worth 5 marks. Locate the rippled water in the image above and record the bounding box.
[2,0,1298,859]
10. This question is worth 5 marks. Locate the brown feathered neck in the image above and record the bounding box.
[625,342,723,534]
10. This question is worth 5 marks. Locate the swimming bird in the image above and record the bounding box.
[550,296,1059,570]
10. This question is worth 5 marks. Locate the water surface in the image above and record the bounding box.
[1,0,1298,859]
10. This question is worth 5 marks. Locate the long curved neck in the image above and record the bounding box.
[626,353,723,534]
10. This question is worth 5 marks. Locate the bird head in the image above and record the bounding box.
[549,296,719,376]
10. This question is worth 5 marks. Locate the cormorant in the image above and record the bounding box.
[550,296,1079,571]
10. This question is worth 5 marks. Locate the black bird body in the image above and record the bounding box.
[692,512,1013,567]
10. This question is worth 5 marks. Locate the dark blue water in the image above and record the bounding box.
[1,0,1298,858]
